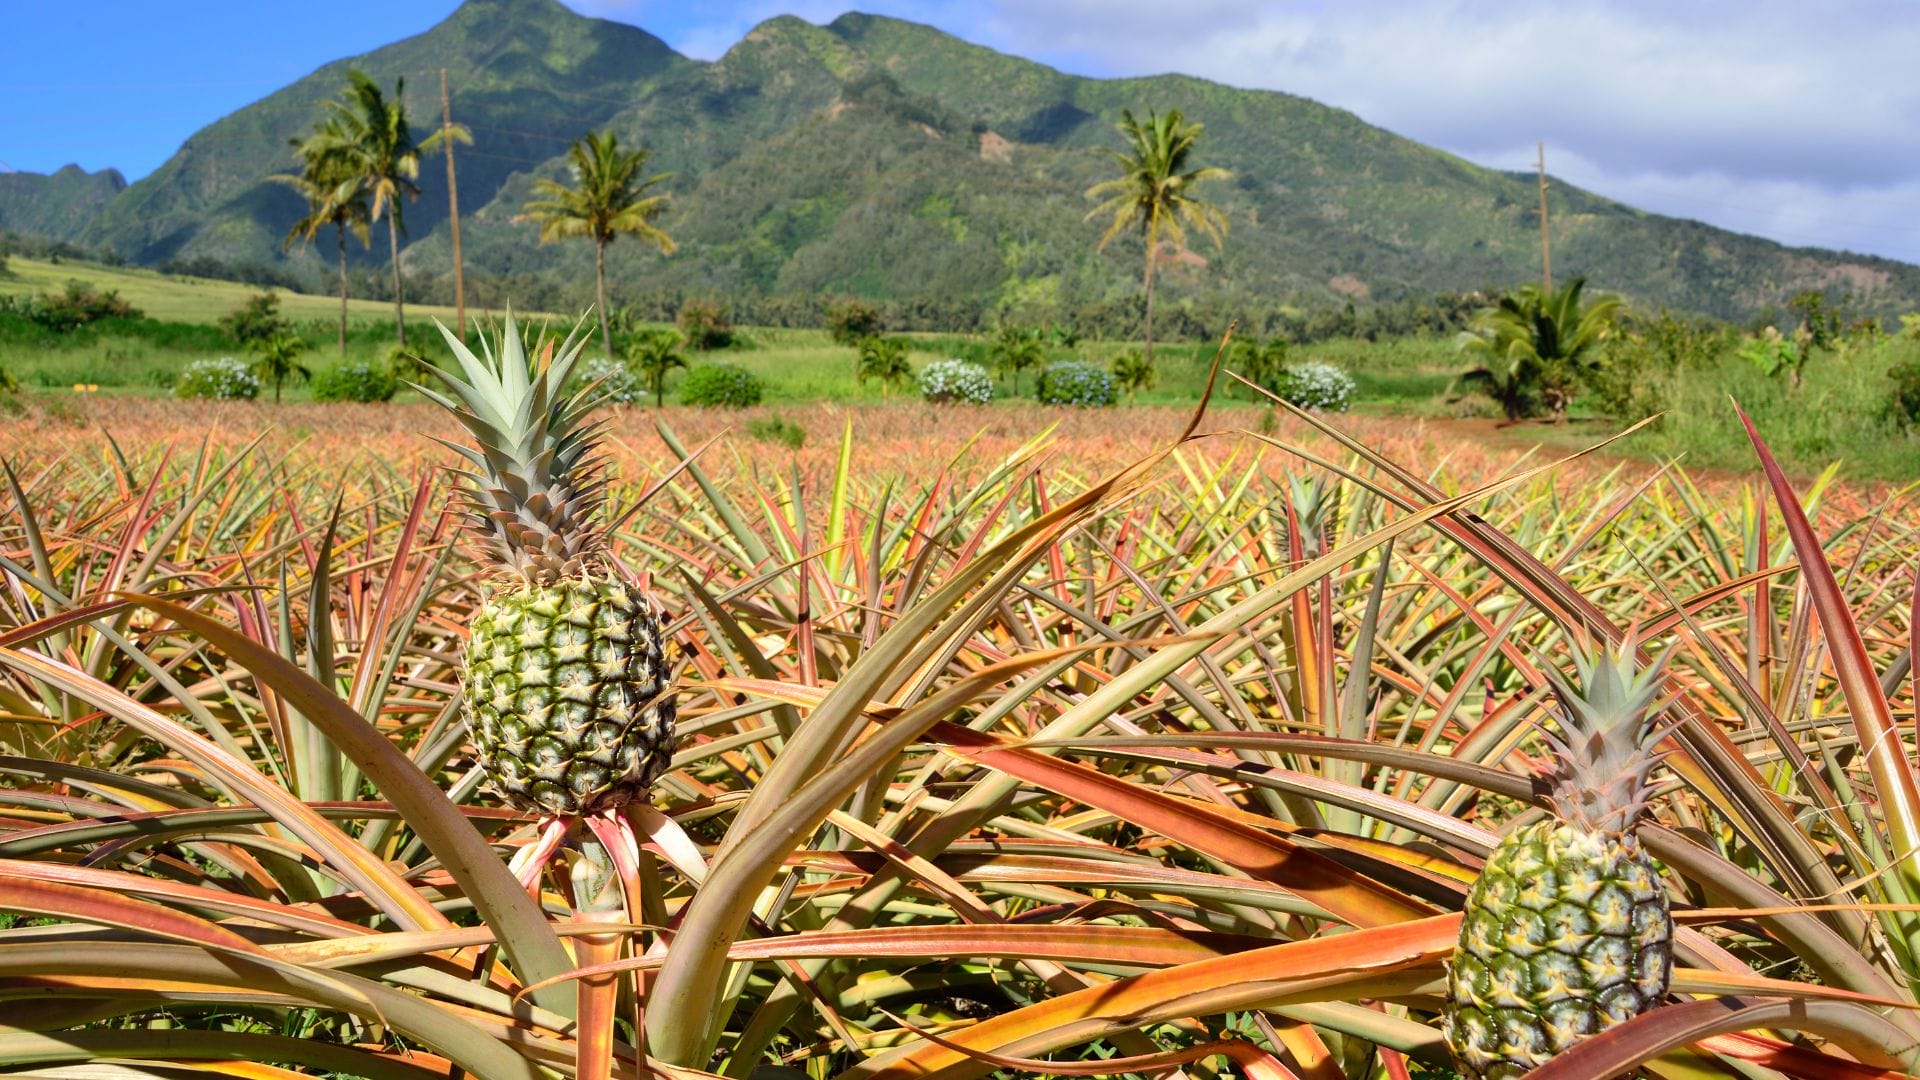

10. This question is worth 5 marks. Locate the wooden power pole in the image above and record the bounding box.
[441,68,466,339]
[1535,140,1552,293]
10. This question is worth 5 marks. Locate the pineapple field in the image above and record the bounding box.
[2,321,1920,1080]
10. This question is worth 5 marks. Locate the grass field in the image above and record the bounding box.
[0,255,1463,407]
[0,255,502,325]
[4,253,1918,484]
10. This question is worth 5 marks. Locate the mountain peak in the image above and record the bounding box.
[7,5,1913,320]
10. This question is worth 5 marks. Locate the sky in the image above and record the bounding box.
[3,0,1917,264]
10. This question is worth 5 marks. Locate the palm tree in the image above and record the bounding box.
[1085,109,1229,367]
[1458,276,1621,422]
[276,120,370,355]
[1109,350,1156,404]
[988,323,1046,395]
[305,69,465,347]
[855,336,913,398]
[250,330,312,404]
[626,327,688,407]
[518,130,674,361]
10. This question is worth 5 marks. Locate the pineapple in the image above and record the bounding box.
[1444,640,1675,1079]
[419,315,675,816]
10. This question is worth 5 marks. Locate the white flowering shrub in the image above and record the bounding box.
[1274,361,1355,413]
[918,358,993,405]
[1035,360,1115,407]
[580,356,642,405]
[175,357,261,401]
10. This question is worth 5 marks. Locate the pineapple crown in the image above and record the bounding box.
[416,313,613,583]
[1537,635,1677,837]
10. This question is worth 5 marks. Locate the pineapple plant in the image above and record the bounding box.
[418,315,676,816]
[1444,639,1675,1078]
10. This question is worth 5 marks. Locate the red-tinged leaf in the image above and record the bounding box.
[844,914,1460,1080]
[516,886,1279,998]
[933,722,1438,927]
[115,594,579,1021]
[1697,1028,1918,1080]
[0,873,270,956]
[0,859,367,940]
[878,1008,1300,1080]
[0,644,446,935]
[1736,407,1920,889]
[1521,998,1918,1080]
[0,1028,451,1080]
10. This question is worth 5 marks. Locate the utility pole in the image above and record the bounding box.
[1535,140,1552,293]
[441,68,466,339]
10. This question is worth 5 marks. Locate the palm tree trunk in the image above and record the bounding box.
[1142,218,1160,368]
[595,239,613,361]
[387,213,406,347]
[335,221,349,356]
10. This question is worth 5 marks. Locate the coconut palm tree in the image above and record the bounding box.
[276,120,370,355]
[1110,350,1155,404]
[518,130,674,361]
[250,330,311,404]
[1458,276,1621,422]
[988,323,1046,396]
[626,327,688,407]
[304,69,465,347]
[1085,109,1229,367]
[855,336,913,398]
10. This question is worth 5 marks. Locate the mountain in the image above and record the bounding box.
[9,0,1918,324]
[0,165,127,241]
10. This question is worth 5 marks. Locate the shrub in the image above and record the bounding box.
[824,297,882,345]
[311,358,400,403]
[1274,361,1355,412]
[680,363,763,408]
[747,415,806,449]
[579,355,642,405]
[175,357,261,400]
[220,291,290,348]
[677,300,733,351]
[918,358,993,405]
[1890,360,1920,427]
[1036,360,1115,407]
[20,281,140,332]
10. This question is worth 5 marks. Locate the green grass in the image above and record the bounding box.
[0,256,510,325]
[5,254,1916,481]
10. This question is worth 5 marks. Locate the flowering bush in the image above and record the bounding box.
[918,358,993,405]
[580,356,642,405]
[175,357,261,401]
[680,362,764,408]
[311,358,399,403]
[1035,360,1116,407]
[1274,361,1355,413]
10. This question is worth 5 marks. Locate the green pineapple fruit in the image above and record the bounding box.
[419,315,675,815]
[1444,640,1675,1078]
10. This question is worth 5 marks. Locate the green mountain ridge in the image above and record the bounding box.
[0,165,127,241]
[6,0,1917,323]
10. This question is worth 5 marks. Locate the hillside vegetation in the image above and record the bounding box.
[5,0,1917,327]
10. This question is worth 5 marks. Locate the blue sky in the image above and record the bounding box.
[5,1,1919,264]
